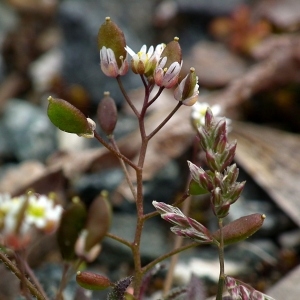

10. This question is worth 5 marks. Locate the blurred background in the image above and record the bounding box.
[0,0,300,299]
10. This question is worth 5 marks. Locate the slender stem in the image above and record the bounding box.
[105,232,133,249]
[216,218,225,300]
[0,250,45,300]
[55,263,70,300]
[140,74,148,89]
[15,251,31,300]
[147,102,182,141]
[132,82,151,299]
[147,86,164,108]
[142,241,199,274]
[23,260,49,300]
[109,136,137,201]
[93,131,138,170]
[116,76,140,117]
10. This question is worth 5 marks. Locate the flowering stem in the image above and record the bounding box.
[93,131,138,170]
[147,102,182,141]
[116,76,140,117]
[147,86,164,107]
[141,241,199,274]
[109,136,137,201]
[105,232,133,249]
[216,218,225,300]
[0,250,45,300]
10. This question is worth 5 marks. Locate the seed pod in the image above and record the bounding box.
[160,37,182,68]
[76,271,112,290]
[97,92,118,136]
[84,191,111,252]
[97,17,127,68]
[57,198,87,260]
[47,96,93,136]
[213,213,266,246]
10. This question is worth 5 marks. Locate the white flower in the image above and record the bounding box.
[100,46,128,77]
[78,118,96,138]
[154,57,182,88]
[125,43,165,75]
[25,194,63,233]
[191,102,231,131]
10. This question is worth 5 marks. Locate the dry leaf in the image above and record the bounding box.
[230,121,300,227]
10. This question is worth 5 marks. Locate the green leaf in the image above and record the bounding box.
[188,179,209,196]
[47,96,92,135]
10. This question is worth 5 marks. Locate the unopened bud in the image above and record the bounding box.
[206,149,219,171]
[204,107,214,128]
[213,202,230,218]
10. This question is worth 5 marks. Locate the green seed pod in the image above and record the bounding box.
[84,191,112,252]
[181,68,198,101]
[97,92,118,136]
[97,17,127,68]
[160,37,182,69]
[76,271,112,290]
[213,213,266,246]
[57,198,87,260]
[47,96,93,136]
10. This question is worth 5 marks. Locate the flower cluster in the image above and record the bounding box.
[152,201,213,244]
[188,108,245,218]
[98,17,199,106]
[0,192,63,250]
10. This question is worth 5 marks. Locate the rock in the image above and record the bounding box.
[0,99,57,162]
[183,41,248,88]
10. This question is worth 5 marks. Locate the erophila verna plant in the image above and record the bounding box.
[0,17,275,300]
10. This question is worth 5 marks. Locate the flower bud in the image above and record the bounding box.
[174,67,199,106]
[206,149,219,171]
[204,107,214,128]
[219,141,237,170]
[76,271,112,290]
[199,172,213,192]
[47,96,94,137]
[213,202,230,218]
[213,213,266,245]
[228,181,246,204]
[197,126,210,150]
[224,164,239,185]
[97,92,118,136]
